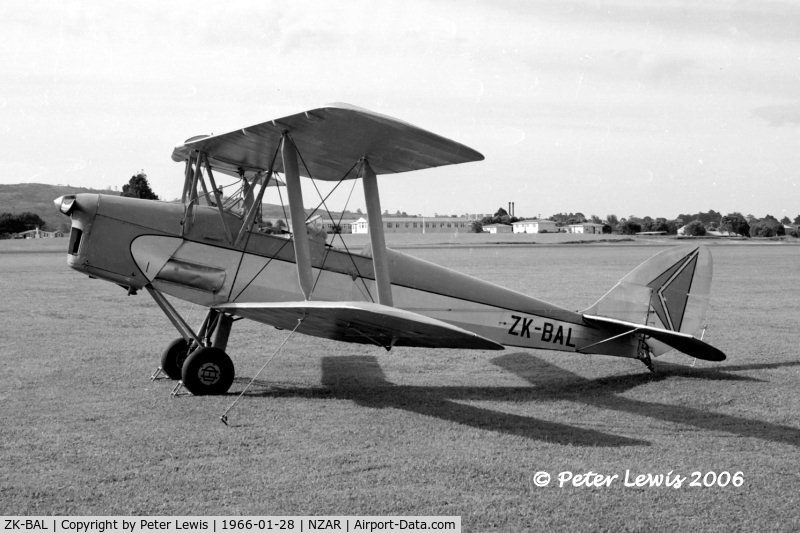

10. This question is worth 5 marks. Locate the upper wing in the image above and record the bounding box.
[171,103,484,181]
[583,314,726,362]
[215,301,504,351]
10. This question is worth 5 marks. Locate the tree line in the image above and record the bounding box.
[3,171,798,240]
[473,208,800,237]
[607,210,797,237]
[0,212,48,237]
[121,174,798,238]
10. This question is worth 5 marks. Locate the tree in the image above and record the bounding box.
[470,221,484,233]
[794,214,800,225]
[122,172,159,200]
[0,212,47,235]
[749,215,785,237]
[652,217,674,234]
[780,216,791,225]
[479,207,513,225]
[683,220,707,236]
[605,214,619,232]
[720,213,749,236]
[549,212,586,226]
[677,210,721,226]
[620,220,642,235]
[665,220,680,235]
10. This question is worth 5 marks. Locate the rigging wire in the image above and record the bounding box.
[286,132,355,225]
[227,143,282,302]
[185,157,243,210]
[219,317,304,426]
[286,134,374,302]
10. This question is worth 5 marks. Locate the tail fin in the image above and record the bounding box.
[582,245,713,356]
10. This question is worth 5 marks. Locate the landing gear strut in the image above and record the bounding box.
[147,286,236,395]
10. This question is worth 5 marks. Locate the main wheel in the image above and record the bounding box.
[181,346,235,395]
[160,337,191,380]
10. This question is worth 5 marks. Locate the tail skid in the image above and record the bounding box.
[582,245,725,362]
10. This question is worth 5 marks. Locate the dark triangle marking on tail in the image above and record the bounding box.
[660,253,698,330]
[646,248,699,331]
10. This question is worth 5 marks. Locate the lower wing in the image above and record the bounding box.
[216,301,504,351]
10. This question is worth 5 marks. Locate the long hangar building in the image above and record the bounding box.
[276,216,571,234]
[351,216,475,234]
[347,216,562,234]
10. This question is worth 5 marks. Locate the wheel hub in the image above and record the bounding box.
[198,362,221,385]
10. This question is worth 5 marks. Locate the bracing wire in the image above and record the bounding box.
[227,143,282,302]
[286,137,374,302]
[219,317,305,426]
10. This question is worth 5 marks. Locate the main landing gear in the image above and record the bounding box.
[180,345,235,396]
[159,339,235,395]
[147,286,236,395]
[637,336,655,373]
[160,337,191,380]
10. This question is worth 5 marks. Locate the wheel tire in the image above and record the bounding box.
[160,338,191,380]
[181,347,235,395]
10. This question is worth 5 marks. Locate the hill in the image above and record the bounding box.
[0,183,118,231]
[0,183,364,232]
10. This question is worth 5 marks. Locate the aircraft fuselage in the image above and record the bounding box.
[58,193,641,358]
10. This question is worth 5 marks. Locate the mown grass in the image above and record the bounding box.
[1,240,798,531]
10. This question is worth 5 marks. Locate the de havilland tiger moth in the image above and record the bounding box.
[54,103,726,399]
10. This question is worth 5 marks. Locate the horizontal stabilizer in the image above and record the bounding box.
[172,103,484,181]
[216,301,504,351]
[583,314,726,362]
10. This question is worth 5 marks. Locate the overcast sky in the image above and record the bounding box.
[2,0,798,219]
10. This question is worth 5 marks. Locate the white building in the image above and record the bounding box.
[15,228,64,239]
[266,218,358,234]
[320,219,358,234]
[482,223,513,234]
[512,219,558,234]
[352,216,473,234]
[567,222,605,234]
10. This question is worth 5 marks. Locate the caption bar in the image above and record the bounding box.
[2,518,460,533]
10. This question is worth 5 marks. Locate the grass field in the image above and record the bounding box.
[1,238,798,531]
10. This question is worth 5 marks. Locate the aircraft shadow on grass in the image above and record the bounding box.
[238,353,800,448]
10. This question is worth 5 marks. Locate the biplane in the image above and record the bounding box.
[55,103,725,397]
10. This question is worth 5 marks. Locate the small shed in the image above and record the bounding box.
[512,219,558,233]
[483,223,513,234]
[567,223,605,234]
